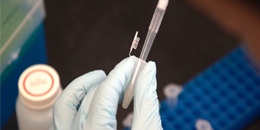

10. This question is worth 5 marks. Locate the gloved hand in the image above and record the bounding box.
[49,56,162,130]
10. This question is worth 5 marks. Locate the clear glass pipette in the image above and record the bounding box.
[122,0,169,109]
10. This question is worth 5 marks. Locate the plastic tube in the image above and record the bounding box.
[122,0,168,109]
[140,6,167,61]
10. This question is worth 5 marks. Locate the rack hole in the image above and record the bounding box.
[194,79,202,86]
[228,112,237,120]
[203,88,211,95]
[220,75,228,82]
[220,90,228,97]
[167,114,175,122]
[219,119,228,127]
[160,102,168,113]
[237,62,245,69]
[211,96,219,103]
[254,78,260,86]
[161,119,167,128]
[174,123,183,129]
[228,97,236,105]
[246,85,254,92]
[192,108,201,116]
[245,70,254,78]
[237,77,245,84]
[219,104,228,112]
[203,72,211,80]
[183,116,192,123]
[202,102,210,110]
[185,100,193,108]
[229,69,236,76]
[194,94,202,101]
[245,98,254,106]
[210,111,219,118]
[228,83,236,90]
[236,105,246,113]
[254,91,260,100]
[212,82,219,88]
[237,91,245,99]
[176,108,184,115]
[220,60,228,68]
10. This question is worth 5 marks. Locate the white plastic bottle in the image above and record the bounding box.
[16,64,62,130]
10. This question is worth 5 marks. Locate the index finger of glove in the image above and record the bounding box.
[84,57,135,129]
[50,70,106,130]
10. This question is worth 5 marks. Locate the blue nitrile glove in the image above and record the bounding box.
[49,56,162,130]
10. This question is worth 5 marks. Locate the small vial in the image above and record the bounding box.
[16,64,62,130]
[122,112,134,128]
[163,83,183,108]
[195,119,213,130]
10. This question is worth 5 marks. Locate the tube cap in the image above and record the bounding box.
[18,64,62,109]
[163,83,183,98]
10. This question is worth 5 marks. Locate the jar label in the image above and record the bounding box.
[23,69,54,96]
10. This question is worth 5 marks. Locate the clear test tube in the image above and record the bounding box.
[122,0,169,109]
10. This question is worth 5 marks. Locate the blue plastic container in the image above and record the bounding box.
[0,23,47,128]
[160,46,260,130]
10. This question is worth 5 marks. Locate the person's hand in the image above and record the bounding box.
[49,56,162,130]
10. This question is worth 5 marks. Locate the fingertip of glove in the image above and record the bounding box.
[110,57,135,76]
[129,55,137,59]
[90,70,106,78]
[68,70,107,90]
[136,61,156,91]
[128,56,136,65]
[147,61,156,67]
[77,70,107,82]
[143,61,156,75]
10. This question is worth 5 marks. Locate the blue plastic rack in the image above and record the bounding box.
[160,46,260,130]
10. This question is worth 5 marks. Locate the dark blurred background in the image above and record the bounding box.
[3,0,260,129]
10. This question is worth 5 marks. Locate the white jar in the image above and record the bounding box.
[16,64,62,130]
